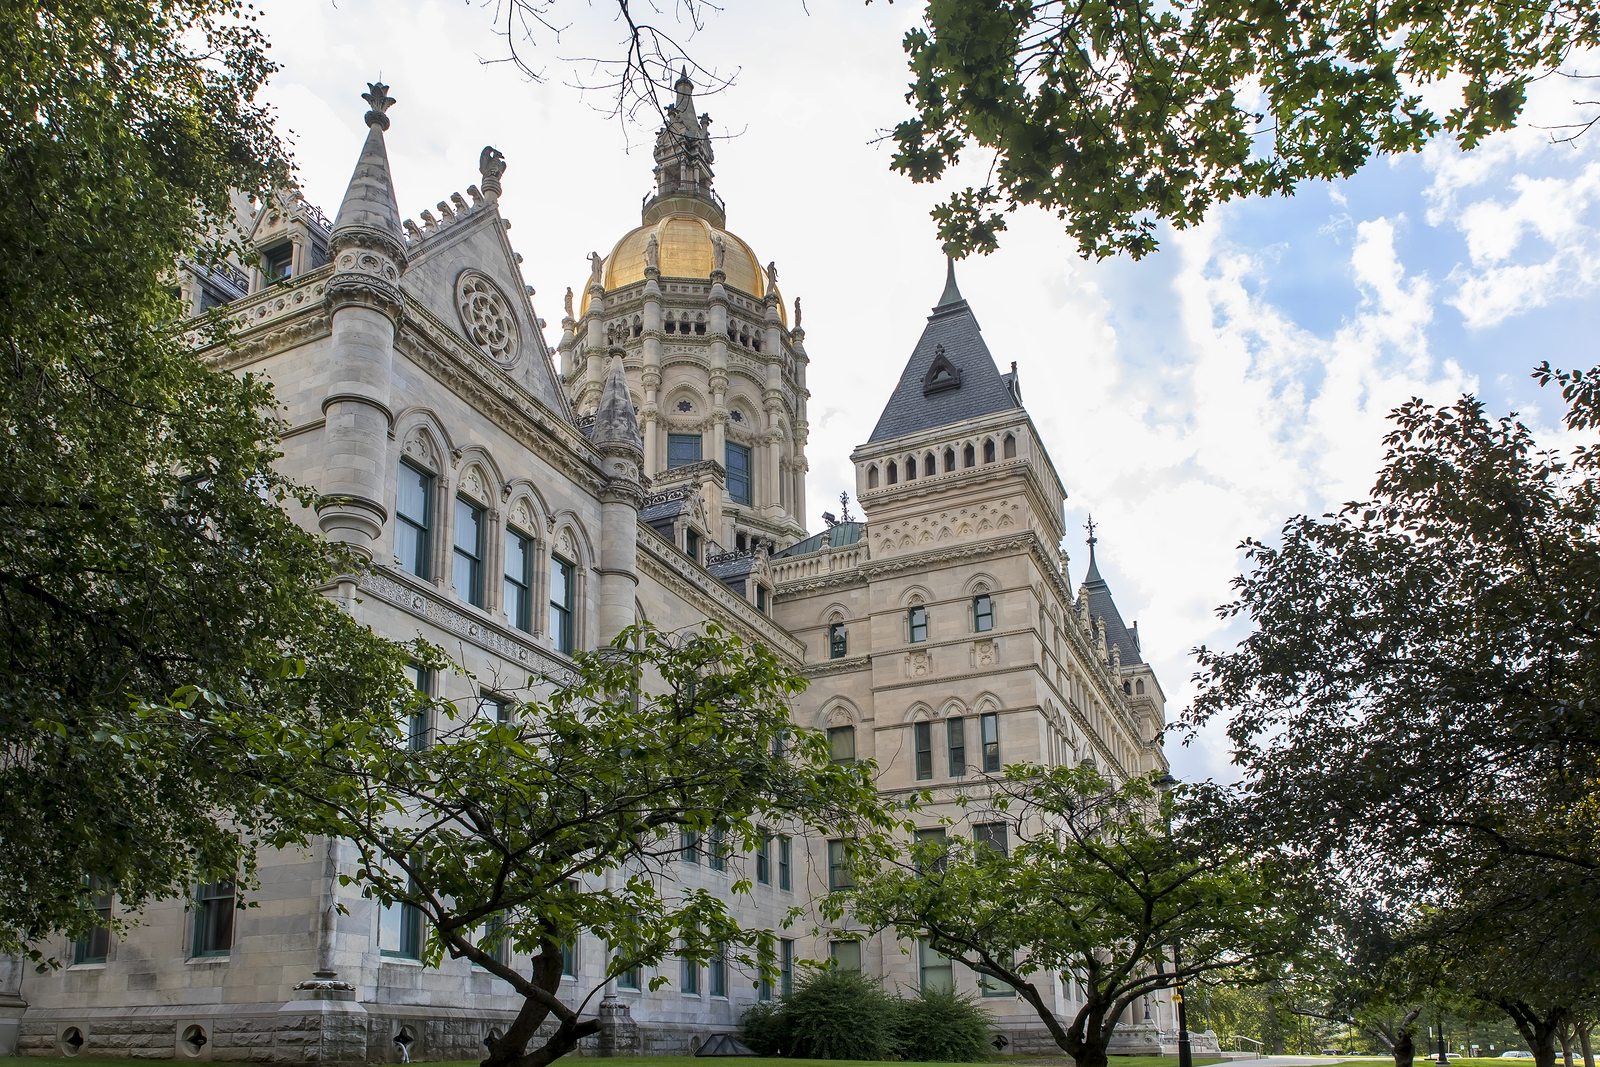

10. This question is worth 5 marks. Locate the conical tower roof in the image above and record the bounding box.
[867,258,1022,443]
[1080,516,1142,665]
[332,81,404,253]
[590,356,643,451]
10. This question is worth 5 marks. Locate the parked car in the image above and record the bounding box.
[1499,1052,1535,1058]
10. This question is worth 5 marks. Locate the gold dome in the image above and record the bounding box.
[580,210,786,326]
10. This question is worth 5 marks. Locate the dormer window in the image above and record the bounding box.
[262,242,293,284]
[686,527,701,562]
[922,345,962,396]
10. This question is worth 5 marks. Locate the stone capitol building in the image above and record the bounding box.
[1,75,1173,1063]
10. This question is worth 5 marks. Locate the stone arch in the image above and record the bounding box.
[944,447,956,473]
[454,448,505,504]
[818,601,852,626]
[821,698,860,728]
[906,455,918,480]
[886,459,899,485]
[963,572,999,597]
[939,697,968,719]
[392,408,457,473]
[1003,432,1018,459]
[973,690,1002,714]
[963,442,976,468]
[925,450,937,474]
[503,480,551,534]
[1135,679,1146,695]
[549,511,596,570]
[867,464,880,490]
[899,584,934,608]
[665,385,704,419]
[902,701,935,723]
[983,438,997,464]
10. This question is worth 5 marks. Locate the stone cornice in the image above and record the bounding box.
[637,527,805,663]
[800,655,871,679]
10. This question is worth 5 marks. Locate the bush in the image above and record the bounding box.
[894,987,992,1062]
[764,969,902,1060]
[741,1000,793,1057]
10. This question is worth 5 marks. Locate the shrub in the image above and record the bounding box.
[894,986,992,1062]
[741,1000,794,1057]
[778,969,902,1060]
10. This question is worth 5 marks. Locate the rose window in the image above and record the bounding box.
[455,271,519,363]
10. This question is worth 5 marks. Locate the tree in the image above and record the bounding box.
[1186,368,1600,1067]
[277,622,896,1067]
[0,0,417,955]
[888,0,1600,259]
[845,766,1310,1067]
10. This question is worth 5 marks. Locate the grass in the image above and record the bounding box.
[0,1056,1228,1067]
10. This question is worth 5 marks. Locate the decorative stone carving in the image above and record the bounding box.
[455,269,519,363]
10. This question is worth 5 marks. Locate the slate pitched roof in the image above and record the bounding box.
[1081,547,1143,666]
[867,262,1022,444]
[772,520,866,558]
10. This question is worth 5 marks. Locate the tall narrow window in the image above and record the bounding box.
[192,879,235,958]
[549,555,575,654]
[562,937,577,978]
[827,839,853,890]
[504,527,533,632]
[973,594,994,632]
[756,831,772,885]
[453,496,485,606]
[755,584,769,613]
[981,712,1001,772]
[681,829,701,864]
[758,941,775,1001]
[478,693,511,725]
[919,938,954,993]
[74,880,112,964]
[685,528,701,562]
[726,442,753,505]
[778,836,792,891]
[405,663,432,751]
[914,721,933,780]
[947,717,967,776]
[830,940,861,972]
[262,242,293,283]
[681,952,700,995]
[914,827,949,874]
[480,916,509,965]
[379,876,423,960]
[827,725,856,763]
[908,605,929,643]
[667,433,702,469]
[828,622,848,659]
[396,461,433,579]
[780,938,795,996]
[616,956,642,990]
[709,827,726,872]
[709,944,728,997]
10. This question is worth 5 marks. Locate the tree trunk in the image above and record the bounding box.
[1577,1021,1593,1067]
[1560,1023,1575,1067]
[1394,1028,1416,1067]
[1502,1001,1567,1067]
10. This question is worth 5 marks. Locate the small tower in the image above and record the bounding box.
[590,356,645,644]
[316,81,407,559]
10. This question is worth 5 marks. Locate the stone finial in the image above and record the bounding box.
[937,253,964,308]
[362,81,395,130]
[479,145,506,199]
[591,356,643,454]
[563,287,575,321]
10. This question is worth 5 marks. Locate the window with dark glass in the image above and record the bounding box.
[756,584,769,613]
[685,528,701,562]
[778,836,792,891]
[708,827,726,872]
[827,725,856,764]
[914,827,948,874]
[681,829,701,864]
[74,879,112,964]
[396,461,433,579]
[667,433,703,469]
[405,663,432,751]
[504,527,533,632]
[947,717,966,776]
[453,496,485,607]
[780,938,795,996]
[725,442,753,505]
[192,879,235,957]
[549,555,575,654]
[908,605,928,643]
[758,941,775,1001]
[478,693,511,725]
[981,712,1001,772]
[616,955,642,990]
[262,242,293,283]
[914,721,933,780]
[709,943,728,997]
[481,915,509,965]
[827,839,853,890]
[828,622,848,659]
[756,831,771,885]
[380,874,423,960]
[973,594,994,632]
[681,952,700,995]
[919,938,954,993]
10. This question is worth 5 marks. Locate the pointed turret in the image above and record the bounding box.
[644,69,723,226]
[331,82,405,261]
[1079,516,1143,665]
[867,257,1022,443]
[591,356,643,452]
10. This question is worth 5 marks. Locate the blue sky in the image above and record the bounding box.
[258,0,1600,780]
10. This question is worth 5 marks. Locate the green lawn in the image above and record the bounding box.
[0,1056,1225,1067]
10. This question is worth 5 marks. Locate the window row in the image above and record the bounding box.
[864,433,1018,490]
[824,714,1001,780]
[680,829,794,891]
[824,594,994,660]
[826,936,1011,997]
[397,460,578,653]
[665,433,753,506]
[71,879,239,964]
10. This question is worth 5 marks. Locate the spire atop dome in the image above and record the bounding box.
[644,68,724,227]
[332,81,404,257]
[937,254,965,308]
[1084,514,1102,583]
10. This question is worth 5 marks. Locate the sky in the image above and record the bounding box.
[256,0,1600,782]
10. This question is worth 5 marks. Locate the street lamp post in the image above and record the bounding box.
[1172,945,1194,1067]
[1435,1013,1449,1067]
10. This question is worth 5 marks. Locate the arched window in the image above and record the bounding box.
[1003,433,1017,459]
[963,443,976,467]
[867,465,880,490]
[906,455,918,480]
[925,451,937,474]
[983,439,996,463]
[887,460,898,485]
[944,448,956,472]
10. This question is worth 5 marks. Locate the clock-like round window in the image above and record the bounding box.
[455,270,519,364]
